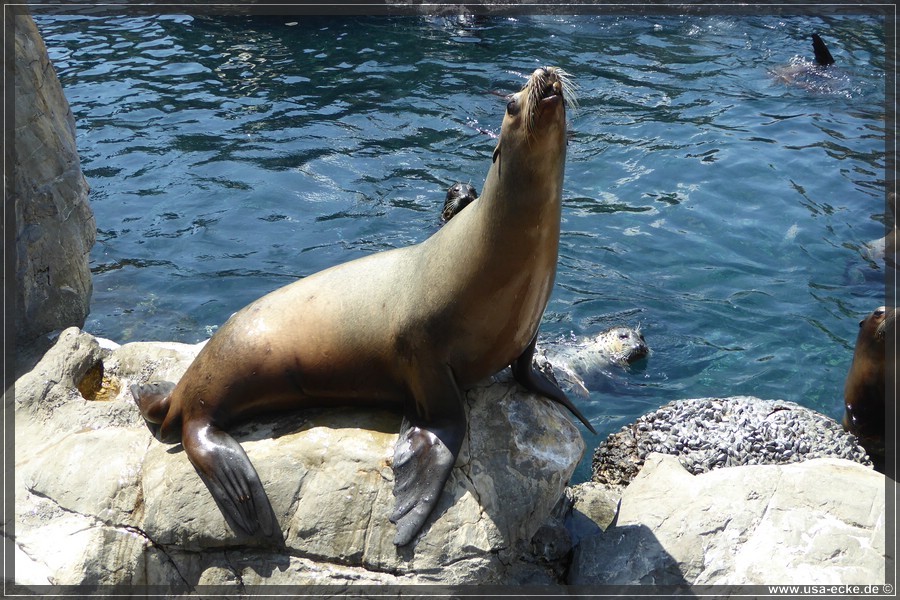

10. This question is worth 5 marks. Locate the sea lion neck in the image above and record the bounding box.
[476,68,569,224]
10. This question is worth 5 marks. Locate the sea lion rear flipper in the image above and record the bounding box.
[183,423,284,547]
[511,333,597,434]
[390,365,466,546]
[812,33,835,67]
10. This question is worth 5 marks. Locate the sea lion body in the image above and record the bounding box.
[843,306,894,472]
[134,67,591,547]
[158,188,558,437]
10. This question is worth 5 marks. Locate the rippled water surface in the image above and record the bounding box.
[35,11,887,481]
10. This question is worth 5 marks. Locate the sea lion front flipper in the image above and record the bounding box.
[511,333,597,434]
[812,33,835,67]
[390,365,466,546]
[183,422,284,547]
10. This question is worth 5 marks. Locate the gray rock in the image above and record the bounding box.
[593,396,872,486]
[11,329,585,589]
[570,453,887,586]
[13,13,95,345]
[567,481,621,537]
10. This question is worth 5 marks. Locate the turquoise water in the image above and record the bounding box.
[35,12,887,482]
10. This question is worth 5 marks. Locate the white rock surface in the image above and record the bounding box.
[10,328,584,590]
[570,453,887,586]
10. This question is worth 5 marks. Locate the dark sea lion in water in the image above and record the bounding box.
[440,182,478,223]
[843,305,895,473]
[132,66,592,548]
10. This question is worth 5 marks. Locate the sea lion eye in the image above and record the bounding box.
[506,99,520,116]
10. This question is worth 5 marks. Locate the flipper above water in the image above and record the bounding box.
[183,422,284,547]
[511,333,598,435]
[812,33,835,67]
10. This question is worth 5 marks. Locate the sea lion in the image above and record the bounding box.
[538,325,649,397]
[864,192,897,271]
[843,305,894,473]
[440,182,478,223]
[772,33,849,93]
[131,66,593,548]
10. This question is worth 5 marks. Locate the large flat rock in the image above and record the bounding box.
[570,452,887,586]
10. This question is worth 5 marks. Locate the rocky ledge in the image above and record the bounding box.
[7,329,890,591]
[10,328,584,591]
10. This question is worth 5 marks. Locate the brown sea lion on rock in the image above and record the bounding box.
[131,66,593,548]
[843,305,895,473]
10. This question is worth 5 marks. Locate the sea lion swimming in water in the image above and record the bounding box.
[538,325,649,398]
[864,192,897,272]
[772,33,849,93]
[440,182,478,223]
[843,305,895,473]
[132,66,592,547]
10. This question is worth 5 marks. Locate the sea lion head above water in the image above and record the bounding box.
[441,182,477,223]
[592,325,650,366]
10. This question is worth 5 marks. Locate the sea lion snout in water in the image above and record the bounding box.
[441,182,477,223]
[843,305,895,473]
[132,66,590,548]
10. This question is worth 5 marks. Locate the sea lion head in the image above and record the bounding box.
[864,305,895,343]
[493,66,574,178]
[441,182,477,223]
[594,325,650,366]
[843,305,892,470]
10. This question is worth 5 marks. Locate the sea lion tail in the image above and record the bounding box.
[812,33,836,67]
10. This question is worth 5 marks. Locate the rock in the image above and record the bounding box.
[592,396,872,486]
[11,330,585,589]
[567,481,621,536]
[13,13,95,345]
[570,453,887,586]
